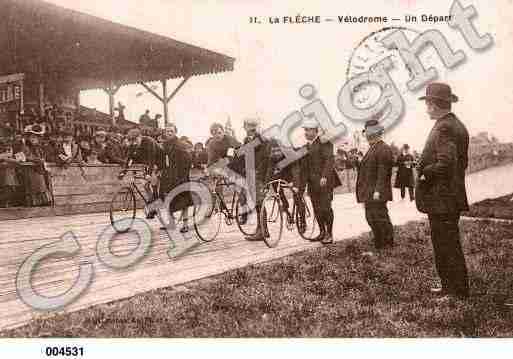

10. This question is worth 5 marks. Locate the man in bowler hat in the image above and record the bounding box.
[416,82,470,300]
[356,118,394,251]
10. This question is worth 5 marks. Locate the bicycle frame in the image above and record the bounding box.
[197,175,248,223]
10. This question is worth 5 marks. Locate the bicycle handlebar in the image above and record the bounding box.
[118,168,150,181]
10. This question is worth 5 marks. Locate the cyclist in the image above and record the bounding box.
[205,122,242,210]
[206,122,241,167]
[124,128,163,219]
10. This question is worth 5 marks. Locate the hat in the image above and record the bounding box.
[243,117,260,126]
[362,119,385,136]
[127,128,141,139]
[403,144,410,150]
[418,82,458,103]
[301,118,319,129]
[95,130,107,136]
[24,124,45,136]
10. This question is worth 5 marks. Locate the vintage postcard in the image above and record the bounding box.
[0,0,512,356]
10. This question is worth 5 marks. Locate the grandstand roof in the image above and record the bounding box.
[0,0,235,90]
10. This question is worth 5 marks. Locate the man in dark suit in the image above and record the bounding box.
[356,119,394,250]
[241,117,272,241]
[394,144,416,201]
[416,82,470,300]
[302,119,342,244]
[159,123,193,231]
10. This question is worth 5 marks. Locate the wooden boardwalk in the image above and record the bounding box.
[1,163,512,331]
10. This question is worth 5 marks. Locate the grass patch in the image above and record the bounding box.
[2,219,513,337]
[464,193,513,219]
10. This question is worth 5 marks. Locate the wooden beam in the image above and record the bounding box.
[162,79,169,127]
[138,82,163,103]
[165,76,190,104]
[102,84,121,125]
[102,85,120,96]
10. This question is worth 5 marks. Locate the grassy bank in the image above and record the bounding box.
[464,193,513,220]
[2,219,513,338]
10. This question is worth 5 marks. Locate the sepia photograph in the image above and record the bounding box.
[0,0,512,355]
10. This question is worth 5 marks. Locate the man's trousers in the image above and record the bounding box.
[364,201,394,249]
[427,213,469,298]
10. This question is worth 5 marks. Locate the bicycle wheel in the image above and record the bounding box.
[110,186,136,233]
[234,189,258,236]
[295,193,320,241]
[193,192,222,242]
[260,194,283,248]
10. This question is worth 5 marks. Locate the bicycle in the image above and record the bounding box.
[110,168,154,233]
[259,179,318,248]
[110,169,213,242]
[193,175,258,241]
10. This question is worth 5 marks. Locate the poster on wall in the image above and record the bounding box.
[0,73,24,123]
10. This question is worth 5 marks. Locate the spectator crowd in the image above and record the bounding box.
[0,104,426,210]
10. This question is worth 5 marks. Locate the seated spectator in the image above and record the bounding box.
[87,149,102,165]
[43,133,60,163]
[0,138,20,208]
[77,136,92,163]
[56,130,82,167]
[91,129,108,155]
[98,132,126,165]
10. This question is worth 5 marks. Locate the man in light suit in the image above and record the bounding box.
[356,119,394,251]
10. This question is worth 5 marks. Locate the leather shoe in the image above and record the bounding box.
[245,232,264,241]
[321,234,334,245]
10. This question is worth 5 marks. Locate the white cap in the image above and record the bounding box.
[301,118,319,129]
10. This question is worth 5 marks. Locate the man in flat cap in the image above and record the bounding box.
[301,118,341,244]
[356,117,394,251]
[416,82,470,301]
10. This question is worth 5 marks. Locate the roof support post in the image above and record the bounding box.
[162,79,168,127]
[38,81,45,117]
[139,76,190,128]
[102,84,120,125]
[162,76,190,127]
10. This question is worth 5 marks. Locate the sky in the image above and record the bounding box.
[46,0,513,150]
